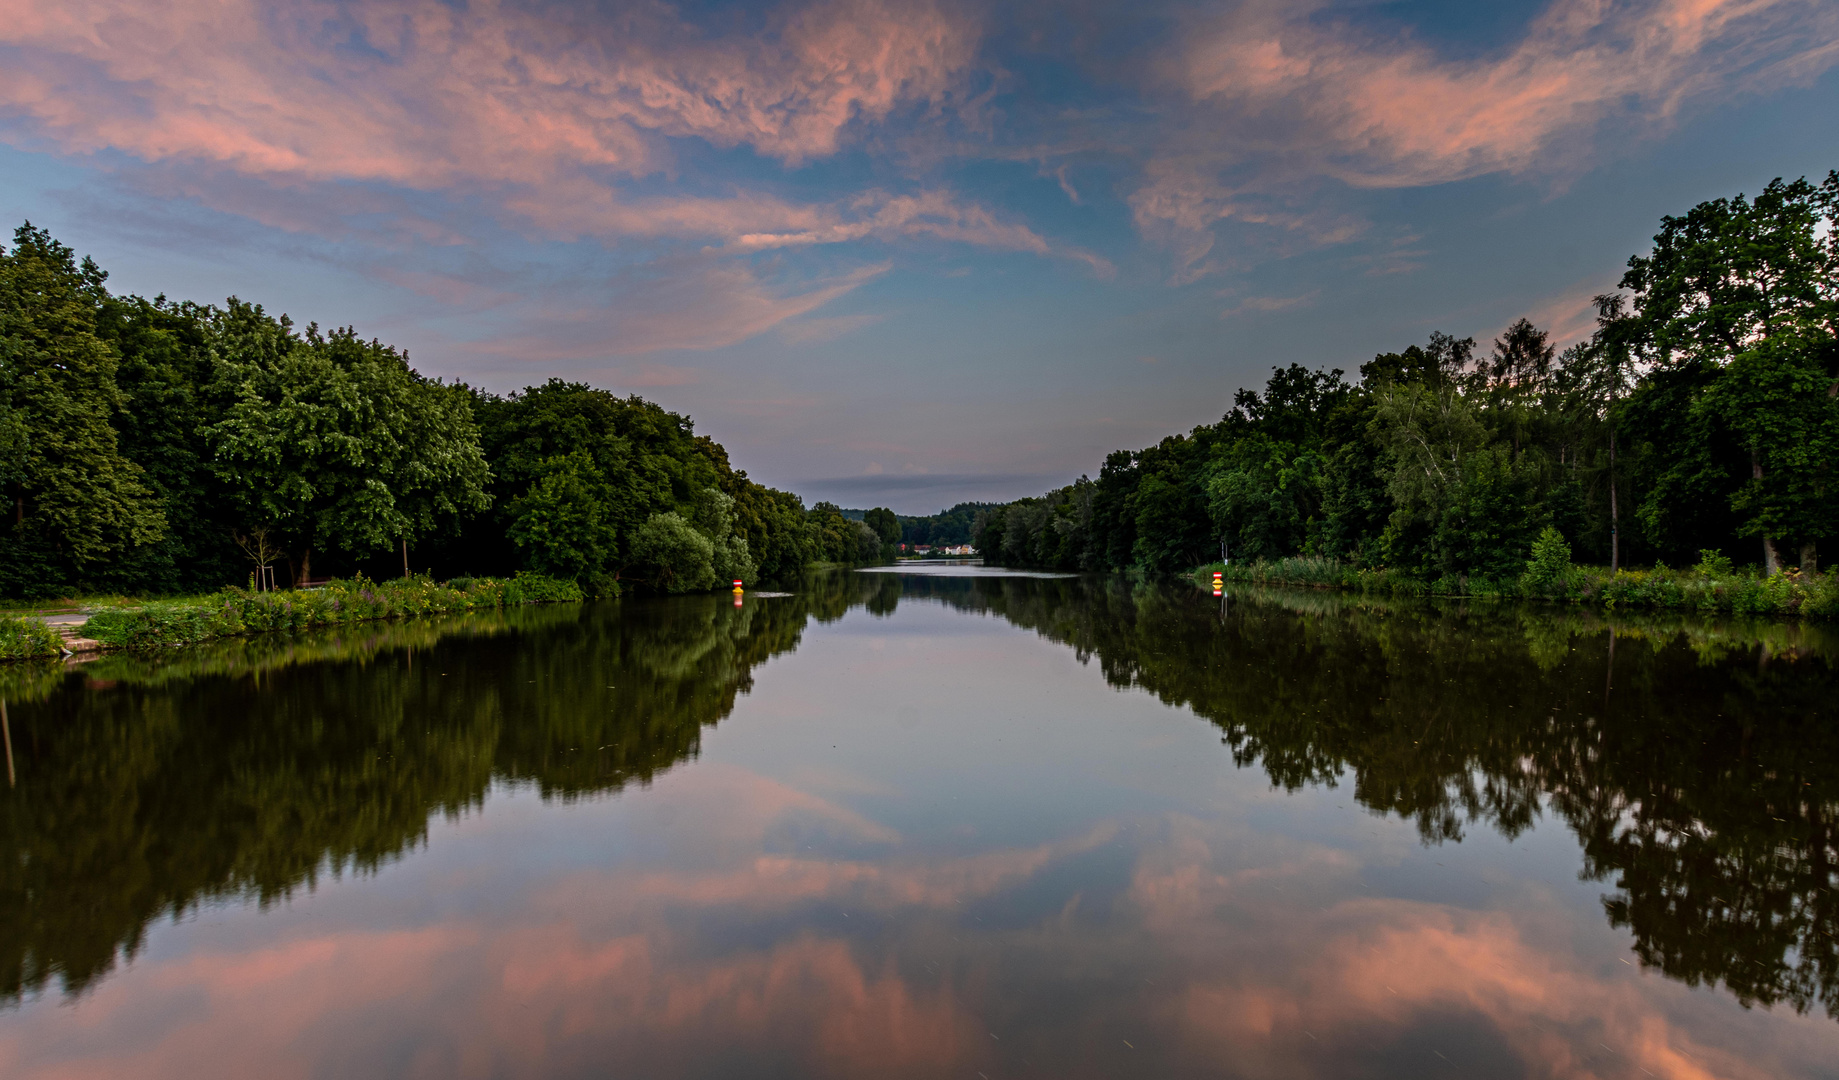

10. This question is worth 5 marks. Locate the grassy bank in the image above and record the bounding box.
[11,573,584,656]
[0,601,587,702]
[0,614,63,660]
[1192,554,1839,618]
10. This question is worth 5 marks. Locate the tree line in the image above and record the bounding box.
[892,502,995,548]
[975,172,1839,581]
[0,224,884,599]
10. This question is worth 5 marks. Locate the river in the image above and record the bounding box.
[1,566,1835,1078]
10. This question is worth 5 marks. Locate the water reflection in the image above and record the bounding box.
[908,576,1839,1022]
[0,573,1834,1078]
[0,581,875,1004]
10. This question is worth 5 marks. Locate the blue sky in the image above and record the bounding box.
[3,0,1837,511]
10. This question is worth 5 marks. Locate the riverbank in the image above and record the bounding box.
[1191,555,1839,618]
[0,573,583,660]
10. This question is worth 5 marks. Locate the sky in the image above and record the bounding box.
[3,0,1838,513]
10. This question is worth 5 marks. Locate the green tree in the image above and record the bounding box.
[205,303,489,583]
[0,224,165,595]
[804,502,860,565]
[853,519,883,562]
[470,382,792,588]
[686,486,757,584]
[1706,329,1839,571]
[1618,172,1839,572]
[99,294,242,592]
[628,511,718,592]
[1521,526,1574,593]
[505,451,621,584]
[864,506,900,557]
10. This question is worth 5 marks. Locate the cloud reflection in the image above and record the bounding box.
[1,760,1828,1079]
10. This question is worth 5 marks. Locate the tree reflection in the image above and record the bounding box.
[910,576,1839,1019]
[0,576,882,1004]
[2,570,1834,1024]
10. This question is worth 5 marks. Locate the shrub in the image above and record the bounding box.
[85,600,244,648]
[629,512,719,593]
[1694,549,1734,578]
[82,573,584,650]
[1520,527,1575,596]
[0,614,63,660]
[1194,551,1838,619]
[502,572,586,605]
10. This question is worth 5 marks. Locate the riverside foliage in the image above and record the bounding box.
[0,224,876,600]
[79,573,582,650]
[971,172,1839,601]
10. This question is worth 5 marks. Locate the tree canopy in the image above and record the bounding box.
[977,170,1839,580]
[0,225,165,592]
[0,226,880,598]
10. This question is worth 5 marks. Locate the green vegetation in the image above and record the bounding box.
[0,613,59,659]
[79,573,580,650]
[974,171,1839,614]
[1191,555,1839,616]
[893,502,997,549]
[0,225,879,602]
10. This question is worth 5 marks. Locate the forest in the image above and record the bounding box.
[974,172,1839,587]
[894,502,996,549]
[0,224,891,600]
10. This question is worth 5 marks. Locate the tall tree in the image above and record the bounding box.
[863,507,900,551]
[205,302,489,583]
[1619,173,1839,571]
[101,294,242,591]
[0,224,165,595]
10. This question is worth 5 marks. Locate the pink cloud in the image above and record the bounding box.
[1178,0,1839,186]
[777,312,884,344]
[0,0,979,183]
[1132,0,1839,277]
[404,258,890,366]
[611,261,891,354]
[0,0,1095,271]
[725,188,1113,274]
[1221,288,1322,319]
[1517,279,1617,346]
[0,0,1119,285]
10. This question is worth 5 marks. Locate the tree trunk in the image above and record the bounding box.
[402,537,410,579]
[1753,450,1780,576]
[290,547,313,587]
[1608,429,1619,574]
[1801,541,1818,574]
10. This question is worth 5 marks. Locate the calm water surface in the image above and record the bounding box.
[2,569,1836,1079]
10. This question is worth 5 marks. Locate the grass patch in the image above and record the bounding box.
[80,572,583,651]
[1192,558,1839,617]
[0,614,63,660]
